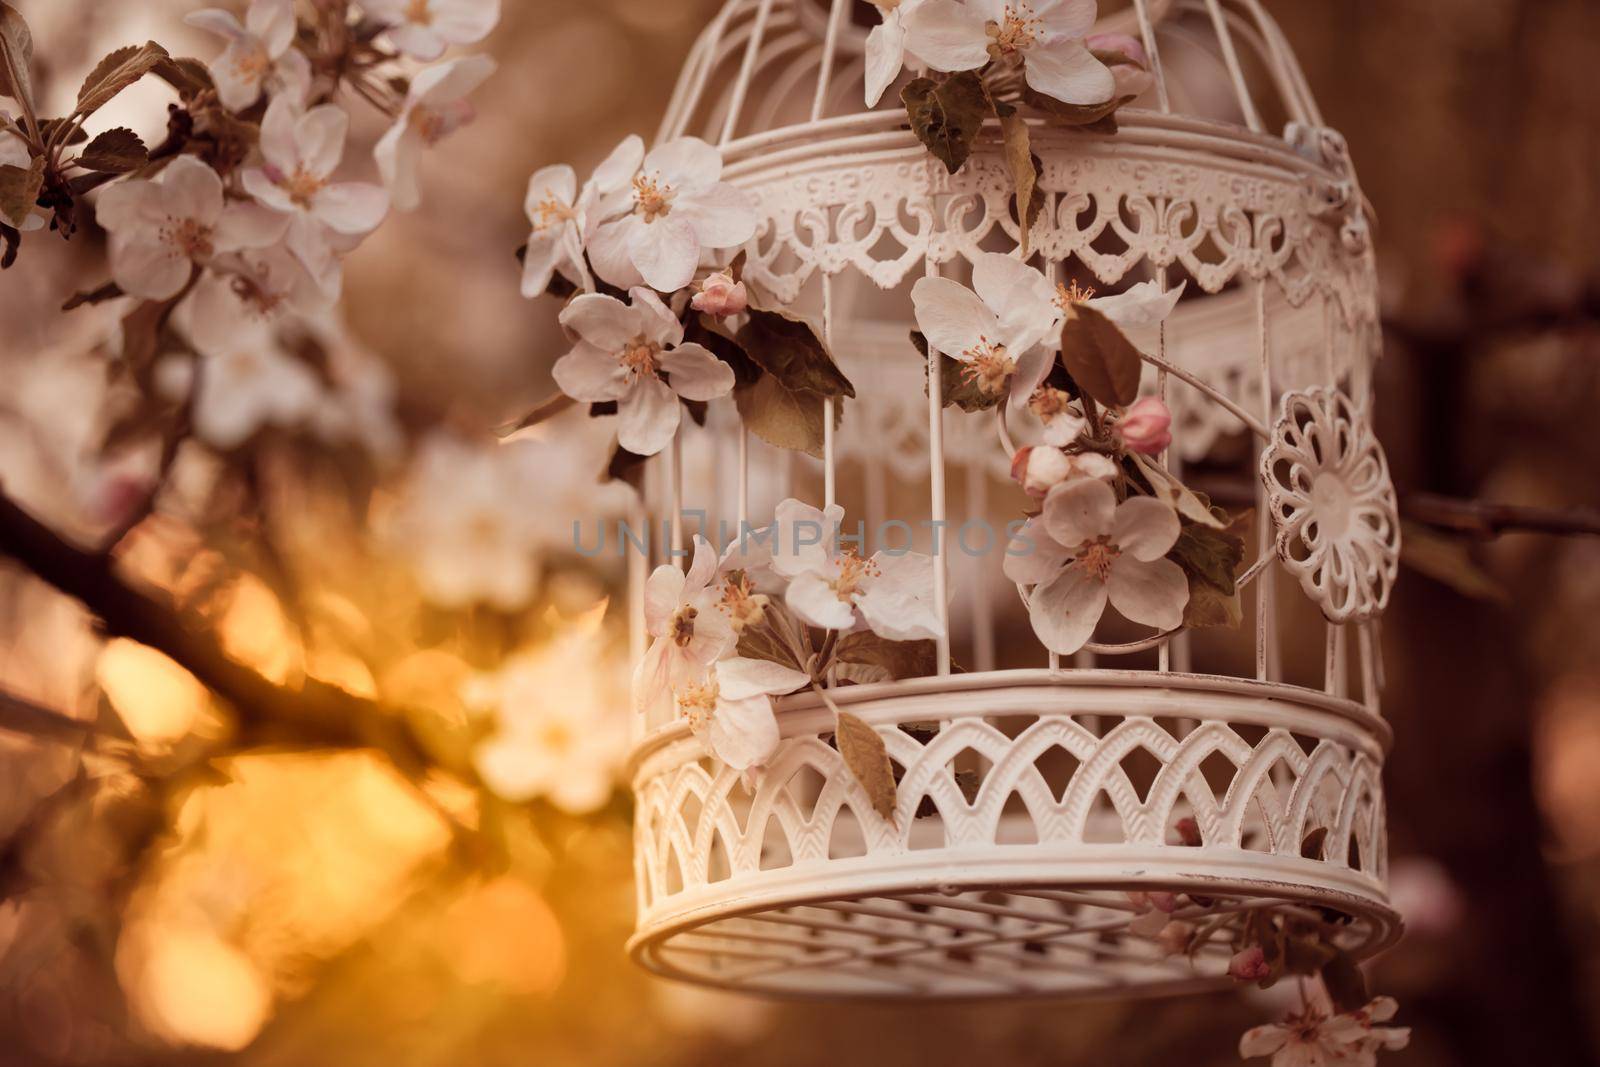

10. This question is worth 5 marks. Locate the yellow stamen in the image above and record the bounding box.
[677,680,719,732]
[831,550,880,602]
[670,605,698,648]
[1075,536,1120,582]
[1054,279,1096,310]
[162,217,215,261]
[719,571,769,633]
[282,167,326,210]
[1028,386,1072,422]
[987,4,1044,55]
[529,195,576,233]
[620,336,662,381]
[960,337,1016,397]
[632,173,674,222]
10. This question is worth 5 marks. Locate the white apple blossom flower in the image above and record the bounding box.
[1024,386,1088,446]
[242,98,389,292]
[465,630,629,813]
[520,165,586,296]
[181,270,321,449]
[375,54,495,213]
[1240,993,1410,1066]
[903,0,1115,107]
[912,252,1061,405]
[1003,477,1187,654]
[553,286,735,456]
[768,499,944,641]
[586,136,757,293]
[185,0,311,112]
[676,657,809,772]
[865,0,929,107]
[1010,444,1114,497]
[362,0,500,61]
[215,243,331,317]
[388,434,564,611]
[634,536,737,721]
[94,156,289,301]
[1080,278,1187,328]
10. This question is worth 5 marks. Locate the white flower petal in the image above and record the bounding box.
[386,22,446,61]
[628,215,700,293]
[410,53,496,104]
[294,104,349,178]
[1027,565,1108,654]
[1008,344,1055,412]
[94,180,164,235]
[660,343,735,402]
[1238,1024,1291,1058]
[674,181,757,250]
[589,134,645,195]
[627,285,683,347]
[1085,279,1187,329]
[1042,477,1115,548]
[559,292,634,349]
[1106,556,1187,631]
[902,0,992,72]
[617,375,681,456]
[246,0,296,55]
[865,18,906,107]
[587,217,645,289]
[856,552,944,641]
[210,39,265,111]
[525,164,577,219]
[911,276,997,357]
[1023,40,1116,106]
[644,136,723,189]
[631,638,674,719]
[1038,0,1096,39]
[708,693,780,771]
[785,571,858,631]
[972,253,1059,353]
[214,201,290,252]
[643,565,687,635]
[257,96,299,171]
[770,498,836,579]
[160,156,224,225]
[184,9,245,40]
[551,341,628,403]
[684,535,718,594]
[1111,495,1181,561]
[109,237,191,301]
[428,0,500,46]
[716,657,809,701]
[314,182,388,234]
[1002,517,1074,585]
[374,122,421,212]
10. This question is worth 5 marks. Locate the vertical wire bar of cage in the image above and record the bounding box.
[1130,0,1172,114]
[628,494,648,740]
[965,457,995,672]
[1253,281,1278,682]
[718,0,776,147]
[657,16,721,142]
[925,261,952,676]
[669,431,686,565]
[1239,0,1325,126]
[1202,0,1264,132]
[737,424,750,528]
[822,273,838,510]
[1039,259,1062,673]
[810,0,849,122]
[1324,623,1348,698]
[1153,262,1173,675]
[1358,621,1381,713]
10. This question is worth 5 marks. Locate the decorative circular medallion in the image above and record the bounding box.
[1259,388,1400,623]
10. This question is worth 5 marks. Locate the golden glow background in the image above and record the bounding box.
[1,1,1599,1065]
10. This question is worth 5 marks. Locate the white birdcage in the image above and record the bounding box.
[625,0,1401,999]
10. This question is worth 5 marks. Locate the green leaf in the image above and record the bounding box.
[901,71,988,175]
[1060,302,1143,407]
[1319,950,1370,1013]
[1398,520,1507,604]
[0,2,34,112]
[833,710,897,820]
[909,329,1000,413]
[0,155,42,228]
[733,373,833,458]
[996,107,1039,256]
[74,41,169,119]
[735,614,807,674]
[1168,514,1248,630]
[735,306,854,399]
[831,631,937,685]
[76,127,146,173]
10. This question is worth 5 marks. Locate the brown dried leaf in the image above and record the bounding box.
[832,631,937,683]
[1319,949,1370,1013]
[0,155,42,228]
[735,306,854,399]
[1060,302,1143,407]
[996,108,1038,256]
[0,2,33,108]
[834,710,897,820]
[1399,520,1507,604]
[74,41,169,119]
[734,373,831,458]
[152,55,214,98]
[901,71,988,175]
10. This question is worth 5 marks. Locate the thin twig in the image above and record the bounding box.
[495,393,577,437]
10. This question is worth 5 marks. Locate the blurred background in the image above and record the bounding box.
[2,0,1599,1064]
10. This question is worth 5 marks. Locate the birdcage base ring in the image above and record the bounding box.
[629,671,1399,1000]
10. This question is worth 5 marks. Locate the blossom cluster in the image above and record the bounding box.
[84,0,498,452]
[633,499,943,773]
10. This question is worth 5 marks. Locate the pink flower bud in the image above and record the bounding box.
[1156,920,1196,957]
[1173,816,1202,847]
[1086,33,1148,68]
[1117,396,1172,455]
[1228,945,1271,981]
[690,271,747,317]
